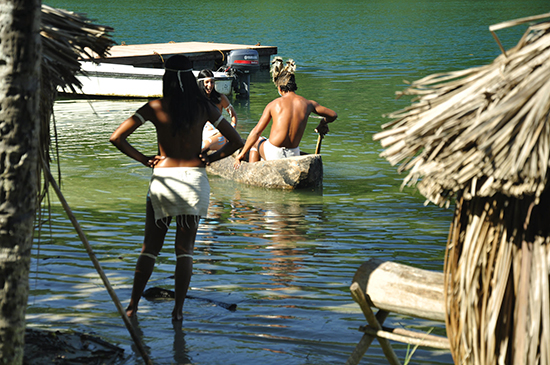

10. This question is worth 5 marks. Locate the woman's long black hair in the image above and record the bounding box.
[197,69,222,105]
[163,55,209,135]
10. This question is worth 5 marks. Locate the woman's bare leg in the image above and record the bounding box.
[172,215,199,321]
[249,148,260,162]
[249,138,265,162]
[202,134,227,152]
[126,199,170,317]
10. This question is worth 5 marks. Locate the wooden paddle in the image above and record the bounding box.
[143,287,237,311]
[311,115,325,154]
[315,133,324,154]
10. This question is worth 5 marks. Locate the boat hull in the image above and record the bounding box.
[58,61,233,98]
[206,154,323,189]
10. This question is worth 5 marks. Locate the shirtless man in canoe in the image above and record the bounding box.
[234,57,337,167]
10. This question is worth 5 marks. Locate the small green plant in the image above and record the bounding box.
[403,327,434,365]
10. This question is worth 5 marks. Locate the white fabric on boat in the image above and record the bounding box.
[202,121,218,139]
[148,167,210,221]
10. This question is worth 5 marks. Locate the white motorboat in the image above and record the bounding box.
[58,48,262,99]
[58,61,234,98]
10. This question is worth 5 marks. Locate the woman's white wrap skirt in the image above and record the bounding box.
[148,167,210,221]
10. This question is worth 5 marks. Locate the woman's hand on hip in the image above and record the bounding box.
[145,155,165,168]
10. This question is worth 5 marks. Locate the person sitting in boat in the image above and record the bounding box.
[233,57,337,167]
[198,69,238,152]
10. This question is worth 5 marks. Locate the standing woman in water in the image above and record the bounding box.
[110,55,243,321]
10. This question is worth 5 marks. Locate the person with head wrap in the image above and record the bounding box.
[110,55,243,321]
[234,57,337,166]
[197,69,238,152]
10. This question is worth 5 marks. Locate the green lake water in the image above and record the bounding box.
[31,1,550,364]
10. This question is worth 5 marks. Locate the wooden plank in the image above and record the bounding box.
[352,258,445,322]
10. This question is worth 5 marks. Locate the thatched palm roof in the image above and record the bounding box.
[38,4,114,192]
[374,13,550,207]
[41,4,114,92]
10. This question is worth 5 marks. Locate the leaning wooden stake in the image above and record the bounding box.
[346,310,389,365]
[44,164,153,365]
[350,282,401,365]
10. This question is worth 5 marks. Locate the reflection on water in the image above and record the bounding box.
[172,321,192,365]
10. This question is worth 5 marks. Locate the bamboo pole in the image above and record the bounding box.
[358,326,450,350]
[43,163,153,365]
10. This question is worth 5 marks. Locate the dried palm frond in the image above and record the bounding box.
[374,13,550,207]
[445,190,550,365]
[439,28,550,359]
[37,4,114,210]
[375,12,550,365]
[38,4,114,171]
[41,4,114,93]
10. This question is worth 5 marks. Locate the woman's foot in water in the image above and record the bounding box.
[172,308,183,321]
[126,304,138,318]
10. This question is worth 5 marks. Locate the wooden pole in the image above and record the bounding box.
[346,310,389,365]
[350,282,402,365]
[315,134,323,154]
[43,164,153,365]
[358,325,450,349]
[311,115,325,155]
[352,259,445,321]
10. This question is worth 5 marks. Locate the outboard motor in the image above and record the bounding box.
[226,49,260,99]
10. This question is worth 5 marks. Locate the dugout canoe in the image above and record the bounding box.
[206,154,323,189]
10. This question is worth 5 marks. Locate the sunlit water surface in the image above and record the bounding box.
[30,0,549,363]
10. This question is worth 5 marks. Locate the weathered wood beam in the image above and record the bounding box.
[352,258,446,322]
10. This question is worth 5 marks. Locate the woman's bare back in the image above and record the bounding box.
[142,99,211,167]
